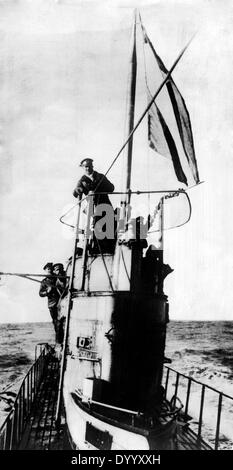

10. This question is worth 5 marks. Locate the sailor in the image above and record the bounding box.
[73,158,115,253]
[53,263,67,344]
[73,158,115,207]
[53,263,67,296]
[39,262,60,341]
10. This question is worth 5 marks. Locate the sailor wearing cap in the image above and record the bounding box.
[52,263,67,344]
[53,263,64,271]
[79,157,94,170]
[43,262,53,271]
[73,158,114,206]
[39,262,60,341]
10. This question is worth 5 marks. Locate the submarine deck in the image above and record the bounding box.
[18,355,67,450]
[17,354,212,451]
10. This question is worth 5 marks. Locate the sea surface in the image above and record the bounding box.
[0,321,233,449]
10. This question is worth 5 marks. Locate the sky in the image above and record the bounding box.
[0,0,232,322]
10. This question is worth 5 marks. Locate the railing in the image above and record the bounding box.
[163,365,233,450]
[60,189,192,232]
[0,343,51,450]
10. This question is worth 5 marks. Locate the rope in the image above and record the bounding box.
[95,238,114,292]
[120,245,130,283]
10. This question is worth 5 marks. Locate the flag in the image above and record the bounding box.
[148,91,188,185]
[142,24,200,185]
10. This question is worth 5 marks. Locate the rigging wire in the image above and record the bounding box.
[95,239,114,292]
[120,245,130,283]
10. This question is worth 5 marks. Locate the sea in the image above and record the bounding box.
[0,320,233,450]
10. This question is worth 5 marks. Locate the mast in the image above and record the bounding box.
[123,10,137,208]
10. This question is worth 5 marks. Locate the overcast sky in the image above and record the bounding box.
[0,0,232,322]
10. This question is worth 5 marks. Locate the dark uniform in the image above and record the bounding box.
[39,277,59,322]
[39,263,60,341]
[53,263,68,344]
[73,171,114,206]
[73,159,115,254]
[53,263,67,296]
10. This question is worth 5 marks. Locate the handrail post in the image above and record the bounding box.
[55,196,82,426]
[174,372,180,401]
[164,367,170,399]
[30,368,32,411]
[81,193,94,291]
[18,389,22,442]
[22,381,26,421]
[27,374,30,414]
[6,413,13,450]
[198,384,205,438]
[2,425,7,450]
[215,393,222,450]
[184,377,192,418]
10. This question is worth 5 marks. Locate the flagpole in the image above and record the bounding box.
[125,9,137,207]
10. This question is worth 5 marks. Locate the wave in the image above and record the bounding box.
[0,353,31,368]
